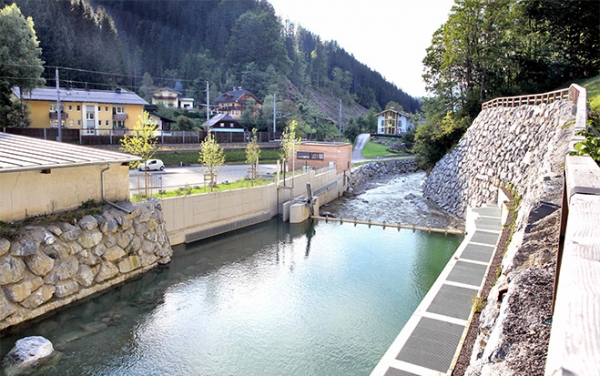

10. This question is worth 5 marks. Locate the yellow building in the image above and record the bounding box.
[12,87,148,134]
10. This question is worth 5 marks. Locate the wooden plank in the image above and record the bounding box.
[546,194,600,376]
[565,156,600,201]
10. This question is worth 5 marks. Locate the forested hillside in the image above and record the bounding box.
[2,0,420,133]
[413,0,600,169]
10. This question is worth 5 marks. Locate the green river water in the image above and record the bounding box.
[1,217,462,376]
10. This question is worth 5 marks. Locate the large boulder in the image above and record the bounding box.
[2,336,55,375]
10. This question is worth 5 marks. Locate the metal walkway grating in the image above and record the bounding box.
[396,317,465,372]
[371,205,503,376]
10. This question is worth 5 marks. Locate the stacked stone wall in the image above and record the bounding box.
[424,100,574,217]
[350,159,416,188]
[0,199,172,331]
[423,100,576,374]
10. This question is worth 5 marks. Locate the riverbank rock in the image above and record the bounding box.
[2,336,55,375]
[349,159,416,190]
[0,199,173,331]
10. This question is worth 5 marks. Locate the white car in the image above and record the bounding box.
[138,159,165,171]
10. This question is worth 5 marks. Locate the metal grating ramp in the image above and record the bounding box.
[447,261,489,286]
[396,318,465,372]
[384,368,421,376]
[460,243,495,262]
[426,285,475,321]
[371,205,503,376]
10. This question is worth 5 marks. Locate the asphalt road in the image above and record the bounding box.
[352,133,370,161]
[129,164,278,192]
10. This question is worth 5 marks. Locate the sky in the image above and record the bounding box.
[268,0,456,98]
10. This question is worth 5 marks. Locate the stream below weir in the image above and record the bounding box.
[325,171,464,231]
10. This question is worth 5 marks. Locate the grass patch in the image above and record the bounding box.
[472,295,487,313]
[0,200,104,239]
[360,142,399,159]
[580,74,600,108]
[157,149,281,166]
[132,178,273,201]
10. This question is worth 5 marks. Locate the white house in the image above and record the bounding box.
[376,108,414,135]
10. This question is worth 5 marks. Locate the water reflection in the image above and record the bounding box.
[1,218,462,376]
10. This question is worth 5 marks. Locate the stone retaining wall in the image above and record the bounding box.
[0,199,172,331]
[350,159,416,188]
[422,100,576,374]
[424,100,574,217]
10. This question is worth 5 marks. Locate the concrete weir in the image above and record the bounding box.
[371,204,503,376]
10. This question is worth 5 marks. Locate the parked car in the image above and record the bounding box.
[138,159,165,171]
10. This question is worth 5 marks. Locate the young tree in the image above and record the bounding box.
[0,3,45,127]
[280,120,301,183]
[120,112,158,170]
[199,131,225,191]
[245,128,261,185]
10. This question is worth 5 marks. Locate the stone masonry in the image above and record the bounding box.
[423,100,575,375]
[350,159,416,189]
[0,199,172,331]
[424,100,574,218]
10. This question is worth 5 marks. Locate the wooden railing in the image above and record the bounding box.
[545,84,600,375]
[481,88,570,110]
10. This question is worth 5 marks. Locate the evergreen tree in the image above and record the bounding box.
[0,3,45,127]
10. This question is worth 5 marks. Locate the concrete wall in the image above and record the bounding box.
[0,199,173,331]
[162,167,343,245]
[0,164,130,222]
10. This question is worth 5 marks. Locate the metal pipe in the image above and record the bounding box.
[101,163,132,214]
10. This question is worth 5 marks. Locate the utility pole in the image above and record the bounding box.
[206,81,210,125]
[338,99,342,137]
[273,92,277,134]
[56,68,62,142]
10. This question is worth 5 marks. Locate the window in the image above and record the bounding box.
[105,106,109,112]
[78,120,81,126]
[98,106,101,111]
[297,152,324,160]
[112,106,125,114]
[230,123,234,127]
[105,120,109,126]
[50,104,64,111]
[98,120,101,126]
[77,105,81,111]
[113,120,125,129]
[86,112,94,120]
[68,105,72,111]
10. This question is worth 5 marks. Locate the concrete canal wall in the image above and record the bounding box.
[162,166,344,246]
[0,199,172,331]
